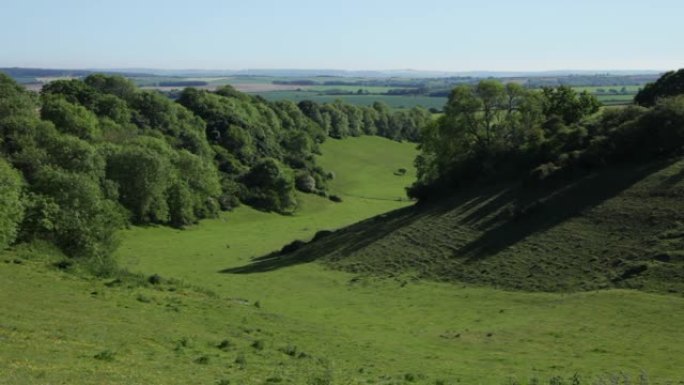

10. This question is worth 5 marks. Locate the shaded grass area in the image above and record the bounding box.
[235,158,684,293]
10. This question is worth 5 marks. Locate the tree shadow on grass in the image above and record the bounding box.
[657,160,684,188]
[458,160,676,262]
[220,200,454,274]
[222,159,677,275]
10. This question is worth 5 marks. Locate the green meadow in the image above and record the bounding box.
[109,137,684,383]
[2,136,683,384]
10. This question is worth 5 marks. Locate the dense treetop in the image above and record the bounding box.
[409,72,684,200]
[635,69,684,107]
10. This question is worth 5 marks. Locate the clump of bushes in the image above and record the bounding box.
[295,172,317,193]
[0,157,24,250]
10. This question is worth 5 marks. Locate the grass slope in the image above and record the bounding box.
[264,158,684,293]
[317,136,417,201]
[0,247,339,385]
[3,137,684,384]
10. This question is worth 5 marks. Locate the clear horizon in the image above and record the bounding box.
[2,0,683,72]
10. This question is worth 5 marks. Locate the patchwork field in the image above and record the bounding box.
[254,91,447,110]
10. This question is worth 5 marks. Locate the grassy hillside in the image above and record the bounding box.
[317,136,417,201]
[0,245,339,385]
[263,157,684,293]
[115,140,683,383]
[3,137,684,384]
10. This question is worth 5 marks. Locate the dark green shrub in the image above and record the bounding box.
[635,69,684,106]
[24,168,124,261]
[242,158,297,214]
[0,157,24,250]
[40,95,101,140]
[295,172,317,193]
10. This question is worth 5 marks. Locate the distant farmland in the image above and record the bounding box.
[255,90,447,110]
[4,69,647,109]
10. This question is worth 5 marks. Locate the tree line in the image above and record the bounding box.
[409,71,684,200]
[0,73,430,270]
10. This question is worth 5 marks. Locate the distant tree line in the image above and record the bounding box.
[0,73,430,270]
[409,71,684,200]
[273,74,660,105]
[158,81,208,87]
[524,74,659,88]
[273,79,437,88]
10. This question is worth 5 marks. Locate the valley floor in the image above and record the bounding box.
[2,137,683,384]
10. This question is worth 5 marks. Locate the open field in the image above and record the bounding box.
[595,94,636,105]
[2,136,683,385]
[4,245,684,385]
[304,85,396,93]
[573,85,642,93]
[107,138,683,383]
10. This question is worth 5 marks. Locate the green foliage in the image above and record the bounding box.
[40,95,102,140]
[408,80,647,200]
[242,158,297,214]
[170,150,221,226]
[41,78,98,107]
[1,72,430,265]
[0,157,24,249]
[84,73,137,102]
[37,127,105,177]
[411,81,545,195]
[25,167,124,260]
[541,86,601,125]
[295,172,317,193]
[105,137,175,224]
[635,68,684,107]
[0,73,38,120]
[92,93,132,124]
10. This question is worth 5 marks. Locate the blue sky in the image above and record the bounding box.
[2,0,683,71]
